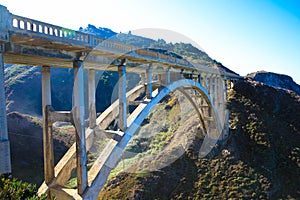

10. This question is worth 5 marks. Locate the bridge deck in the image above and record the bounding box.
[0,6,240,77]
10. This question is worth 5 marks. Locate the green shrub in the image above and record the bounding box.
[0,177,47,200]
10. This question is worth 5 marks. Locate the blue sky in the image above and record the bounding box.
[2,0,300,83]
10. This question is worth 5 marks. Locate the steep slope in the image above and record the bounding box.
[98,79,300,199]
[7,112,75,185]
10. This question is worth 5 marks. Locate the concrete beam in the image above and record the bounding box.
[73,60,88,195]
[47,106,73,124]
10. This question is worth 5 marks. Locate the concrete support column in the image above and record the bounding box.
[140,73,146,85]
[118,61,127,131]
[203,74,208,90]
[197,74,202,86]
[146,64,153,99]
[207,74,211,95]
[218,77,224,124]
[224,80,229,100]
[161,68,171,86]
[73,60,88,195]
[180,69,184,79]
[212,75,216,107]
[0,48,11,175]
[41,66,54,184]
[88,69,96,129]
[166,68,171,85]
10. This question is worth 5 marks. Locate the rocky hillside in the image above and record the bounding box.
[7,112,75,185]
[98,78,300,199]
[247,71,300,95]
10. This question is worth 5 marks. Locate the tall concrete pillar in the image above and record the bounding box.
[160,68,170,86]
[166,68,171,85]
[207,74,211,95]
[198,74,202,86]
[88,69,96,129]
[140,73,146,85]
[0,48,11,175]
[218,76,224,125]
[73,60,88,195]
[180,69,184,79]
[203,74,208,90]
[146,64,153,99]
[41,66,54,184]
[224,79,229,100]
[118,61,127,131]
[210,76,213,103]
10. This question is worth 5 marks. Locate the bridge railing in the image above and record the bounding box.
[11,15,90,43]
[8,13,202,71]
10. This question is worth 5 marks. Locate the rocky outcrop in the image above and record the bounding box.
[247,71,300,95]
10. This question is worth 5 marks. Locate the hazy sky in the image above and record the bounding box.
[2,0,300,83]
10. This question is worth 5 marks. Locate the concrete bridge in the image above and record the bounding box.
[0,4,240,199]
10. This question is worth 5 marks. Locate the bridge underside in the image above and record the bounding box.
[37,74,228,199]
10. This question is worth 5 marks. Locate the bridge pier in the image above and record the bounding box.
[73,60,88,195]
[41,66,55,184]
[88,69,96,129]
[160,68,171,86]
[146,64,153,99]
[0,46,11,175]
[118,60,127,131]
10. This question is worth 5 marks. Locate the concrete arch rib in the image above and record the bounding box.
[84,79,223,199]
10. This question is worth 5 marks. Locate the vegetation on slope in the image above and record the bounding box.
[229,78,300,199]
[98,79,300,199]
[7,112,75,185]
[0,176,47,200]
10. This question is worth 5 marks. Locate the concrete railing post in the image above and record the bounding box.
[73,60,88,195]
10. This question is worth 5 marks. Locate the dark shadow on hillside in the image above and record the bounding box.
[228,79,300,199]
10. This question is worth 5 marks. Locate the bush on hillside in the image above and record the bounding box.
[0,176,47,200]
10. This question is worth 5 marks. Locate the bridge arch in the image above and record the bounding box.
[85,79,223,199]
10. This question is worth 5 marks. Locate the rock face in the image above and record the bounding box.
[247,71,300,95]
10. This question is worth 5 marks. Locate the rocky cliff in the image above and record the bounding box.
[247,71,300,95]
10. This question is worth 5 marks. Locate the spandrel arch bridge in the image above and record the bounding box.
[0,5,240,199]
